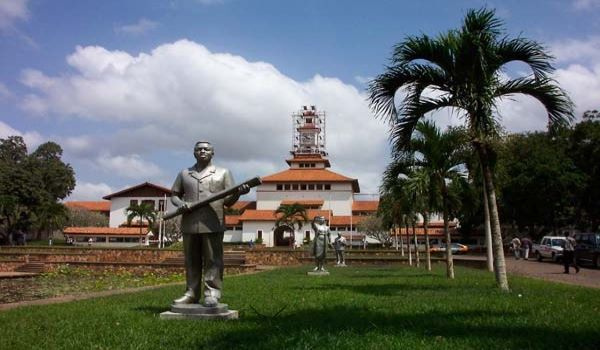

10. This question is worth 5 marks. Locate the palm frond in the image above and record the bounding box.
[494,37,554,79]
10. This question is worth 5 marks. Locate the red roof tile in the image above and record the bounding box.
[229,201,256,211]
[352,201,379,212]
[65,201,110,212]
[262,169,360,192]
[225,215,241,225]
[63,227,148,236]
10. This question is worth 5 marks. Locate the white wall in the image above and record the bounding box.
[256,183,354,215]
[109,196,177,228]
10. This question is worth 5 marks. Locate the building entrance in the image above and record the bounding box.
[274,225,294,247]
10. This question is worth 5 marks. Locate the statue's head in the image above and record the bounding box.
[314,215,326,225]
[194,141,214,163]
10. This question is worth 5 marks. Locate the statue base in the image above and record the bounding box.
[334,263,347,267]
[307,271,330,276]
[160,303,238,320]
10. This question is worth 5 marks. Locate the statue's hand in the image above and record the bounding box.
[238,184,250,195]
[180,202,191,211]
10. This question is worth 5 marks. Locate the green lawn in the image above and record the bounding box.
[0,265,598,349]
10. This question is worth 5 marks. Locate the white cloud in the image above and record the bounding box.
[67,181,113,201]
[96,154,164,180]
[19,39,389,193]
[0,0,29,29]
[0,82,14,100]
[550,36,600,64]
[0,120,44,148]
[115,18,158,36]
[572,0,600,10]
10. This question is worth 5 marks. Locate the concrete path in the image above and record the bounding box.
[504,257,600,289]
[0,272,38,279]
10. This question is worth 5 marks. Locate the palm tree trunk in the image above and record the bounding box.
[482,179,494,272]
[424,213,431,271]
[477,144,509,291]
[412,222,420,267]
[406,222,412,266]
[399,224,405,256]
[441,183,454,279]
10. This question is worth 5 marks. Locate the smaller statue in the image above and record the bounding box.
[333,232,347,266]
[311,216,331,271]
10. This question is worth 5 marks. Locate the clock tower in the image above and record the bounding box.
[288,105,330,169]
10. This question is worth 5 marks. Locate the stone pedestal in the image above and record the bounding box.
[160,303,239,320]
[334,263,347,267]
[307,270,330,276]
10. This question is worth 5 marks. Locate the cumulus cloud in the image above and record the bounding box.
[115,18,158,36]
[551,36,600,64]
[18,39,389,193]
[67,181,113,201]
[95,154,164,180]
[0,82,14,100]
[0,0,29,29]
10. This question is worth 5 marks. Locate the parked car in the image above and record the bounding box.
[575,232,600,268]
[533,236,566,262]
[430,243,469,254]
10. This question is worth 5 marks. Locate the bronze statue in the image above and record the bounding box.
[170,141,250,307]
[311,216,331,271]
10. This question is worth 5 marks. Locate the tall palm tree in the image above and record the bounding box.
[368,8,573,290]
[275,203,309,244]
[126,202,157,240]
[387,121,466,278]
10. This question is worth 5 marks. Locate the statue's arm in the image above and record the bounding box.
[170,172,189,209]
[223,169,241,207]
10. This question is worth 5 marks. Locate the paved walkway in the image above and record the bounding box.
[0,272,38,279]
[504,257,600,289]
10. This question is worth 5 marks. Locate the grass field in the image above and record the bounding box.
[0,265,598,349]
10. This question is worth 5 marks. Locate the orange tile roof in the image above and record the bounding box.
[238,209,333,222]
[280,199,324,206]
[65,201,110,212]
[229,201,256,211]
[329,216,368,226]
[352,201,379,212]
[262,169,360,192]
[225,215,241,225]
[63,227,148,236]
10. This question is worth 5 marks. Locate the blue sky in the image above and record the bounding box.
[1,0,600,200]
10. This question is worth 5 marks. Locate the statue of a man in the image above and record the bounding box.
[333,232,347,265]
[311,216,331,271]
[170,141,249,307]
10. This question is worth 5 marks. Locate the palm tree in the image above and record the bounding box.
[368,8,573,290]
[275,203,309,245]
[386,121,466,278]
[126,202,157,240]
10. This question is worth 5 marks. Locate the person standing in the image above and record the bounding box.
[562,233,580,274]
[170,141,249,306]
[333,232,347,265]
[521,236,533,260]
[510,236,521,260]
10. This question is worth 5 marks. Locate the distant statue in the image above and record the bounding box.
[311,216,331,271]
[333,232,347,265]
[170,141,249,307]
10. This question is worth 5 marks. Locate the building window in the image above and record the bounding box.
[130,199,138,207]
[257,230,263,240]
[142,200,155,210]
[316,184,323,190]
[305,230,310,240]
[310,163,316,168]
[300,184,307,190]
[324,184,331,190]
[276,184,283,191]
[284,184,291,190]
[292,184,299,190]
[299,163,304,168]
[158,200,165,211]
[308,184,315,190]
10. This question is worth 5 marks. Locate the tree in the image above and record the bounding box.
[126,202,157,238]
[368,8,573,291]
[66,207,109,227]
[358,214,391,247]
[274,203,309,242]
[386,121,467,278]
[0,136,75,243]
[35,202,69,240]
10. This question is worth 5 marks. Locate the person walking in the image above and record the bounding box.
[521,236,533,260]
[510,236,521,260]
[562,233,580,274]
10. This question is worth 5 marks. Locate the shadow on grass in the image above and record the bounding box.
[198,306,597,349]
[134,305,167,315]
